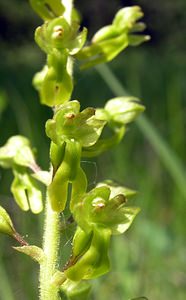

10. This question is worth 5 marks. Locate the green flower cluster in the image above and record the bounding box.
[0,2,149,299]
[32,3,148,108]
[43,97,142,291]
[45,97,144,212]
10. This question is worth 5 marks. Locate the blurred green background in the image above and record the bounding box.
[0,0,186,299]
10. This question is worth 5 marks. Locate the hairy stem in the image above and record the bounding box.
[39,197,60,300]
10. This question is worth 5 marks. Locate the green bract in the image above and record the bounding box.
[97,180,137,198]
[13,245,45,264]
[76,6,150,69]
[0,205,15,236]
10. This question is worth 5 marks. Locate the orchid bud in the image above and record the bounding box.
[96,97,145,126]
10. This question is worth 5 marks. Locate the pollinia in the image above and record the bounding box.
[0,1,149,299]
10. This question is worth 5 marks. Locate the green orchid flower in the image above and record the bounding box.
[33,17,87,106]
[46,100,106,147]
[76,6,150,69]
[73,184,140,235]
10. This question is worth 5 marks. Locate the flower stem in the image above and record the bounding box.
[39,2,74,299]
[39,196,61,300]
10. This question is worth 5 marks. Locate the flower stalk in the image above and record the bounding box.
[39,198,61,300]
[39,2,74,299]
[0,0,149,299]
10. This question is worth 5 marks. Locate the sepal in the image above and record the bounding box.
[82,126,125,158]
[97,180,137,198]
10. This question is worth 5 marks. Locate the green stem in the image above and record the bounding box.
[39,1,74,299]
[39,196,60,300]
